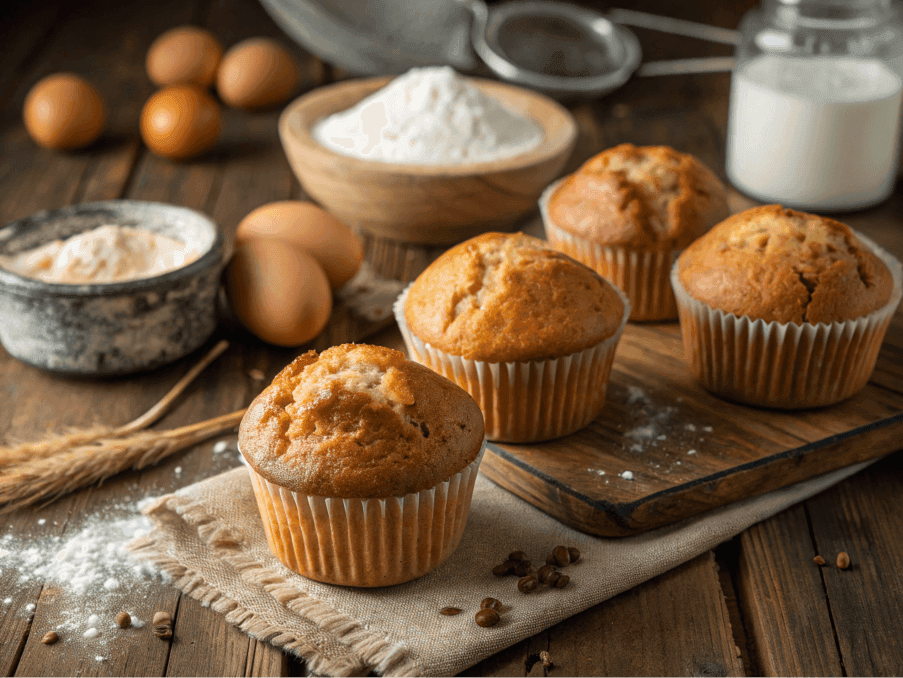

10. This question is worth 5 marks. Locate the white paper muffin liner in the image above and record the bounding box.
[670,230,902,409]
[394,285,630,442]
[241,445,485,587]
[540,178,680,321]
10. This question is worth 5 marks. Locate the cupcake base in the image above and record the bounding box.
[394,286,629,442]
[670,231,902,409]
[243,446,484,587]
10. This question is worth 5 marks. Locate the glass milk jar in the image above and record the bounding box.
[726,0,903,211]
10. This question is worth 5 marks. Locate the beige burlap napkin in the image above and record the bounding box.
[129,461,870,676]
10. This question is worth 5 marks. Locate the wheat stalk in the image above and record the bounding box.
[0,340,229,468]
[0,409,247,512]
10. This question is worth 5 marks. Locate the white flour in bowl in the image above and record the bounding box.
[312,66,544,165]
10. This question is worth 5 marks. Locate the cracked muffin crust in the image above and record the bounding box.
[239,344,484,498]
[677,205,894,324]
[548,144,729,250]
[403,232,625,362]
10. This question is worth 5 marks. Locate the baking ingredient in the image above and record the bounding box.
[115,611,131,628]
[23,73,105,150]
[236,201,362,289]
[216,38,299,110]
[474,609,500,628]
[727,55,902,210]
[439,607,462,616]
[0,224,199,284]
[814,555,826,566]
[42,632,59,645]
[0,498,165,659]
[837,552,851,570]
[551,545,571,567]
[540,650,553,669]
[225,238,332,346]
[517,574,539,593]
[140,84,221,160]
[146,26,223,88]
[313,66,544,165]
[152,611,173,638]
[567,546,580,563]
[513,560,534,577]
[480,598,502,612]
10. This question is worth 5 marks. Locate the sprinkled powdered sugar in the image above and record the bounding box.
[0,497,166,651]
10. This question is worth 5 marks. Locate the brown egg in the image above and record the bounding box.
[226,238,332,346]
[23,73,105,150]
[146,26,223,88]
[236,201,362,289]
[216,38,299,110]
[140,84,221,160]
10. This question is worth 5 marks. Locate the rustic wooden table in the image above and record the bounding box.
[1,0,901,675]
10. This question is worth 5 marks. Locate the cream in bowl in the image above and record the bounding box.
[279,67,577,244]
[0,200,224,375]
[0,224,200,284]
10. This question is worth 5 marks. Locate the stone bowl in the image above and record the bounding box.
[0,200,225,376]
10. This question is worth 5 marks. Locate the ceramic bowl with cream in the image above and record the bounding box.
[0,200,224,375]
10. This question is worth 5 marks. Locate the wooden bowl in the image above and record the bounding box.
[278,76,577,244]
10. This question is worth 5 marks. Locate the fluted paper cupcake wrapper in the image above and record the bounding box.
[540,178,680,321]
[394,286,630,442]
[241,446,485,587]
[670,230,902,409]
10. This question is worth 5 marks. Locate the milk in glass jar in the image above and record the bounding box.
[726,0,903,211]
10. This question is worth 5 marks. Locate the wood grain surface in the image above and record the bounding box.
[1,0,901,676]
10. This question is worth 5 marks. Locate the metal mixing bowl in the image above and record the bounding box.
[0,200,225,376]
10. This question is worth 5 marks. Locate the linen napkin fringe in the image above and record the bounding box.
[131,493,424,677]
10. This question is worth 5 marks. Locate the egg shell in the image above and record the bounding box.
[23,73,106,150]
[140,84,221,160]
[146,26,223,88]
[216,38,299,110]
[236,201,362,289]
[225,237,332,347]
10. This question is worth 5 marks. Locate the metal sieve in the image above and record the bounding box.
[259,0,739,100]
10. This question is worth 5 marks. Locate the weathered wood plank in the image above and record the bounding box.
[736,506,843,676]
[166,600,254,677]
[547,552,742,677]
[806,452,903,677]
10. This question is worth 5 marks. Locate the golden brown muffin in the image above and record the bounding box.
[239,343,484,498]
[403,232,625,363]
[677,205,894,325]
[549,144,729,250]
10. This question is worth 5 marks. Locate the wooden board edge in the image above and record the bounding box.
[484,410,903,537]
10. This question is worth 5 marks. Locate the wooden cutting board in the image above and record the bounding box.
[481,311,903,537]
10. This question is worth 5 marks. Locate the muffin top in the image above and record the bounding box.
[677,205,895,324]
[238,344,484,498]
[404,232,626,362]
[548,144,729,249]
